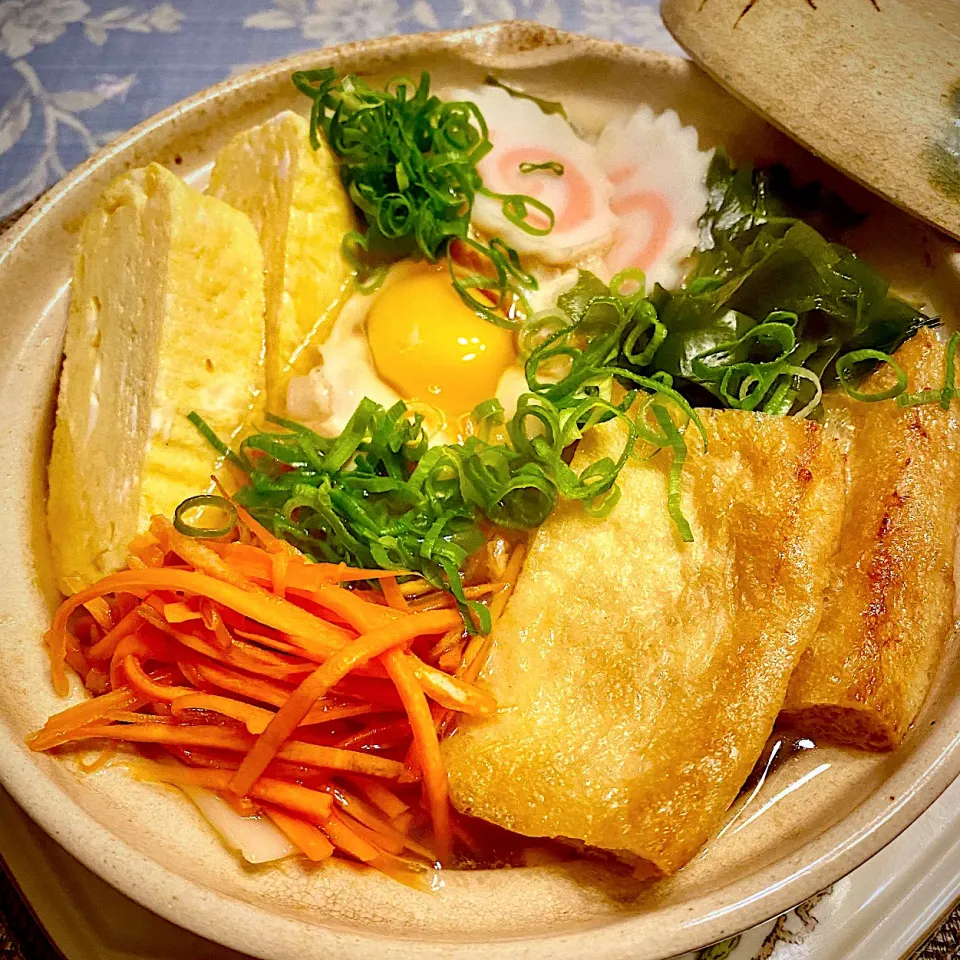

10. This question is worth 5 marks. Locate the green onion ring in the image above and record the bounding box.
[174,495,239,540]
[518,160,564,176]
[836,349,907,402]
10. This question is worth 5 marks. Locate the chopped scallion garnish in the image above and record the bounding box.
[518,160,564,176]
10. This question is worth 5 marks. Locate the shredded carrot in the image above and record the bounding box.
[355,780,409,821]
[31,509,511,886]
[383,649,452,864]
[83,597,114,631]
[340,812,404,856]
[53,569,348,661]
[333,786,433,859]
[271,551,290,599]
[136,761,333,822]
[410,660,496,717]
[162,601,200,624]
[264,805,334,861]
[170,693,274,734]
[230,608,459,797]
[213,541,405,587]
[151,516,258,592]
[337,718,411,750]
[124,657,194,702]
[26,686,150,751]
[428,626,465,661]
[380,576,410,612]
[308,583,399,633]
[489,544,525,624]
[87,607,144,661]
[211,479,301,557]
[321,811,381,863]
[45,723,405,778]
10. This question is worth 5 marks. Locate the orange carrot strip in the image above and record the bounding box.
[213,542,405,587]
[308,584,399,633]
[380,576,409,612]
[271,551,289,600]
[409,660,497,717]
[188,662,295,708]
[489,544,525,624]
[428,626,465,661]
[53,570,348,661]
[47,723,404,778]
[211,480,301,557]
[163,602,200,624]
[229,609,459,797]
[333,786,433,859]
[151,516,258,592]
[124,657,194,702]
[102,710,173,724]
[136,761,333,822]
[83,597,114,631]
[233,629,326,663]
[264,806,334,861]
[110,629,180,691]
[339,812,404,856]
[168,690,370,733]
[382,649,451,863]
[171,694,274,734]
[321,811,381,863]
[355,780,409,821]
[45,626,71,697]
[26,686,149,751]
[336,718,411,750]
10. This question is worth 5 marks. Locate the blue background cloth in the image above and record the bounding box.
[0,0,680,219]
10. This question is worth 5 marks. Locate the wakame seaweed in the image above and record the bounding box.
[641,151,932,415]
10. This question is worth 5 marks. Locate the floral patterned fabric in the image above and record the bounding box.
[0,0,680,218]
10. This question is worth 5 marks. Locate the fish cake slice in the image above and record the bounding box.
[781,329,960,750]
[442,409,845,876]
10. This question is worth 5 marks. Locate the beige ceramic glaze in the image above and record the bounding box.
[1,21,960,960]
[662,0,960,242]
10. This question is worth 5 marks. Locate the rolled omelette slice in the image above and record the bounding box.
[207,111,355,412]
[442,408,845,876]
[48,162,265,590]
[781,329,960,750]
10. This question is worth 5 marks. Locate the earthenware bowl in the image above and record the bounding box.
[1,21,959,960]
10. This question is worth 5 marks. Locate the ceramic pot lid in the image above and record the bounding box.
[661,0,960,241]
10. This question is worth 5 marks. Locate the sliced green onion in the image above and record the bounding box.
[942,333,959,409]
[482,188,556,237]
[651,404,693,543]
[483,77,567,117]
[174,495,239,539]
[609,268,647,301]
[519,160,564,176]
[785,366,823,419]
[187,412,249,471]
[836,349,907,402]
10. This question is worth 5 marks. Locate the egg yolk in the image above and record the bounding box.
[366,265,517,430]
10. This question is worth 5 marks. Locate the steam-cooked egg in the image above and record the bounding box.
[366,265,517,430]
[287,263,521,443]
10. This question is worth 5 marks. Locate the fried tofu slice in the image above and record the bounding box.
[781,329,960,750]
[442,409,845,876]
[48,163,265,590]
[207,111,355,412]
